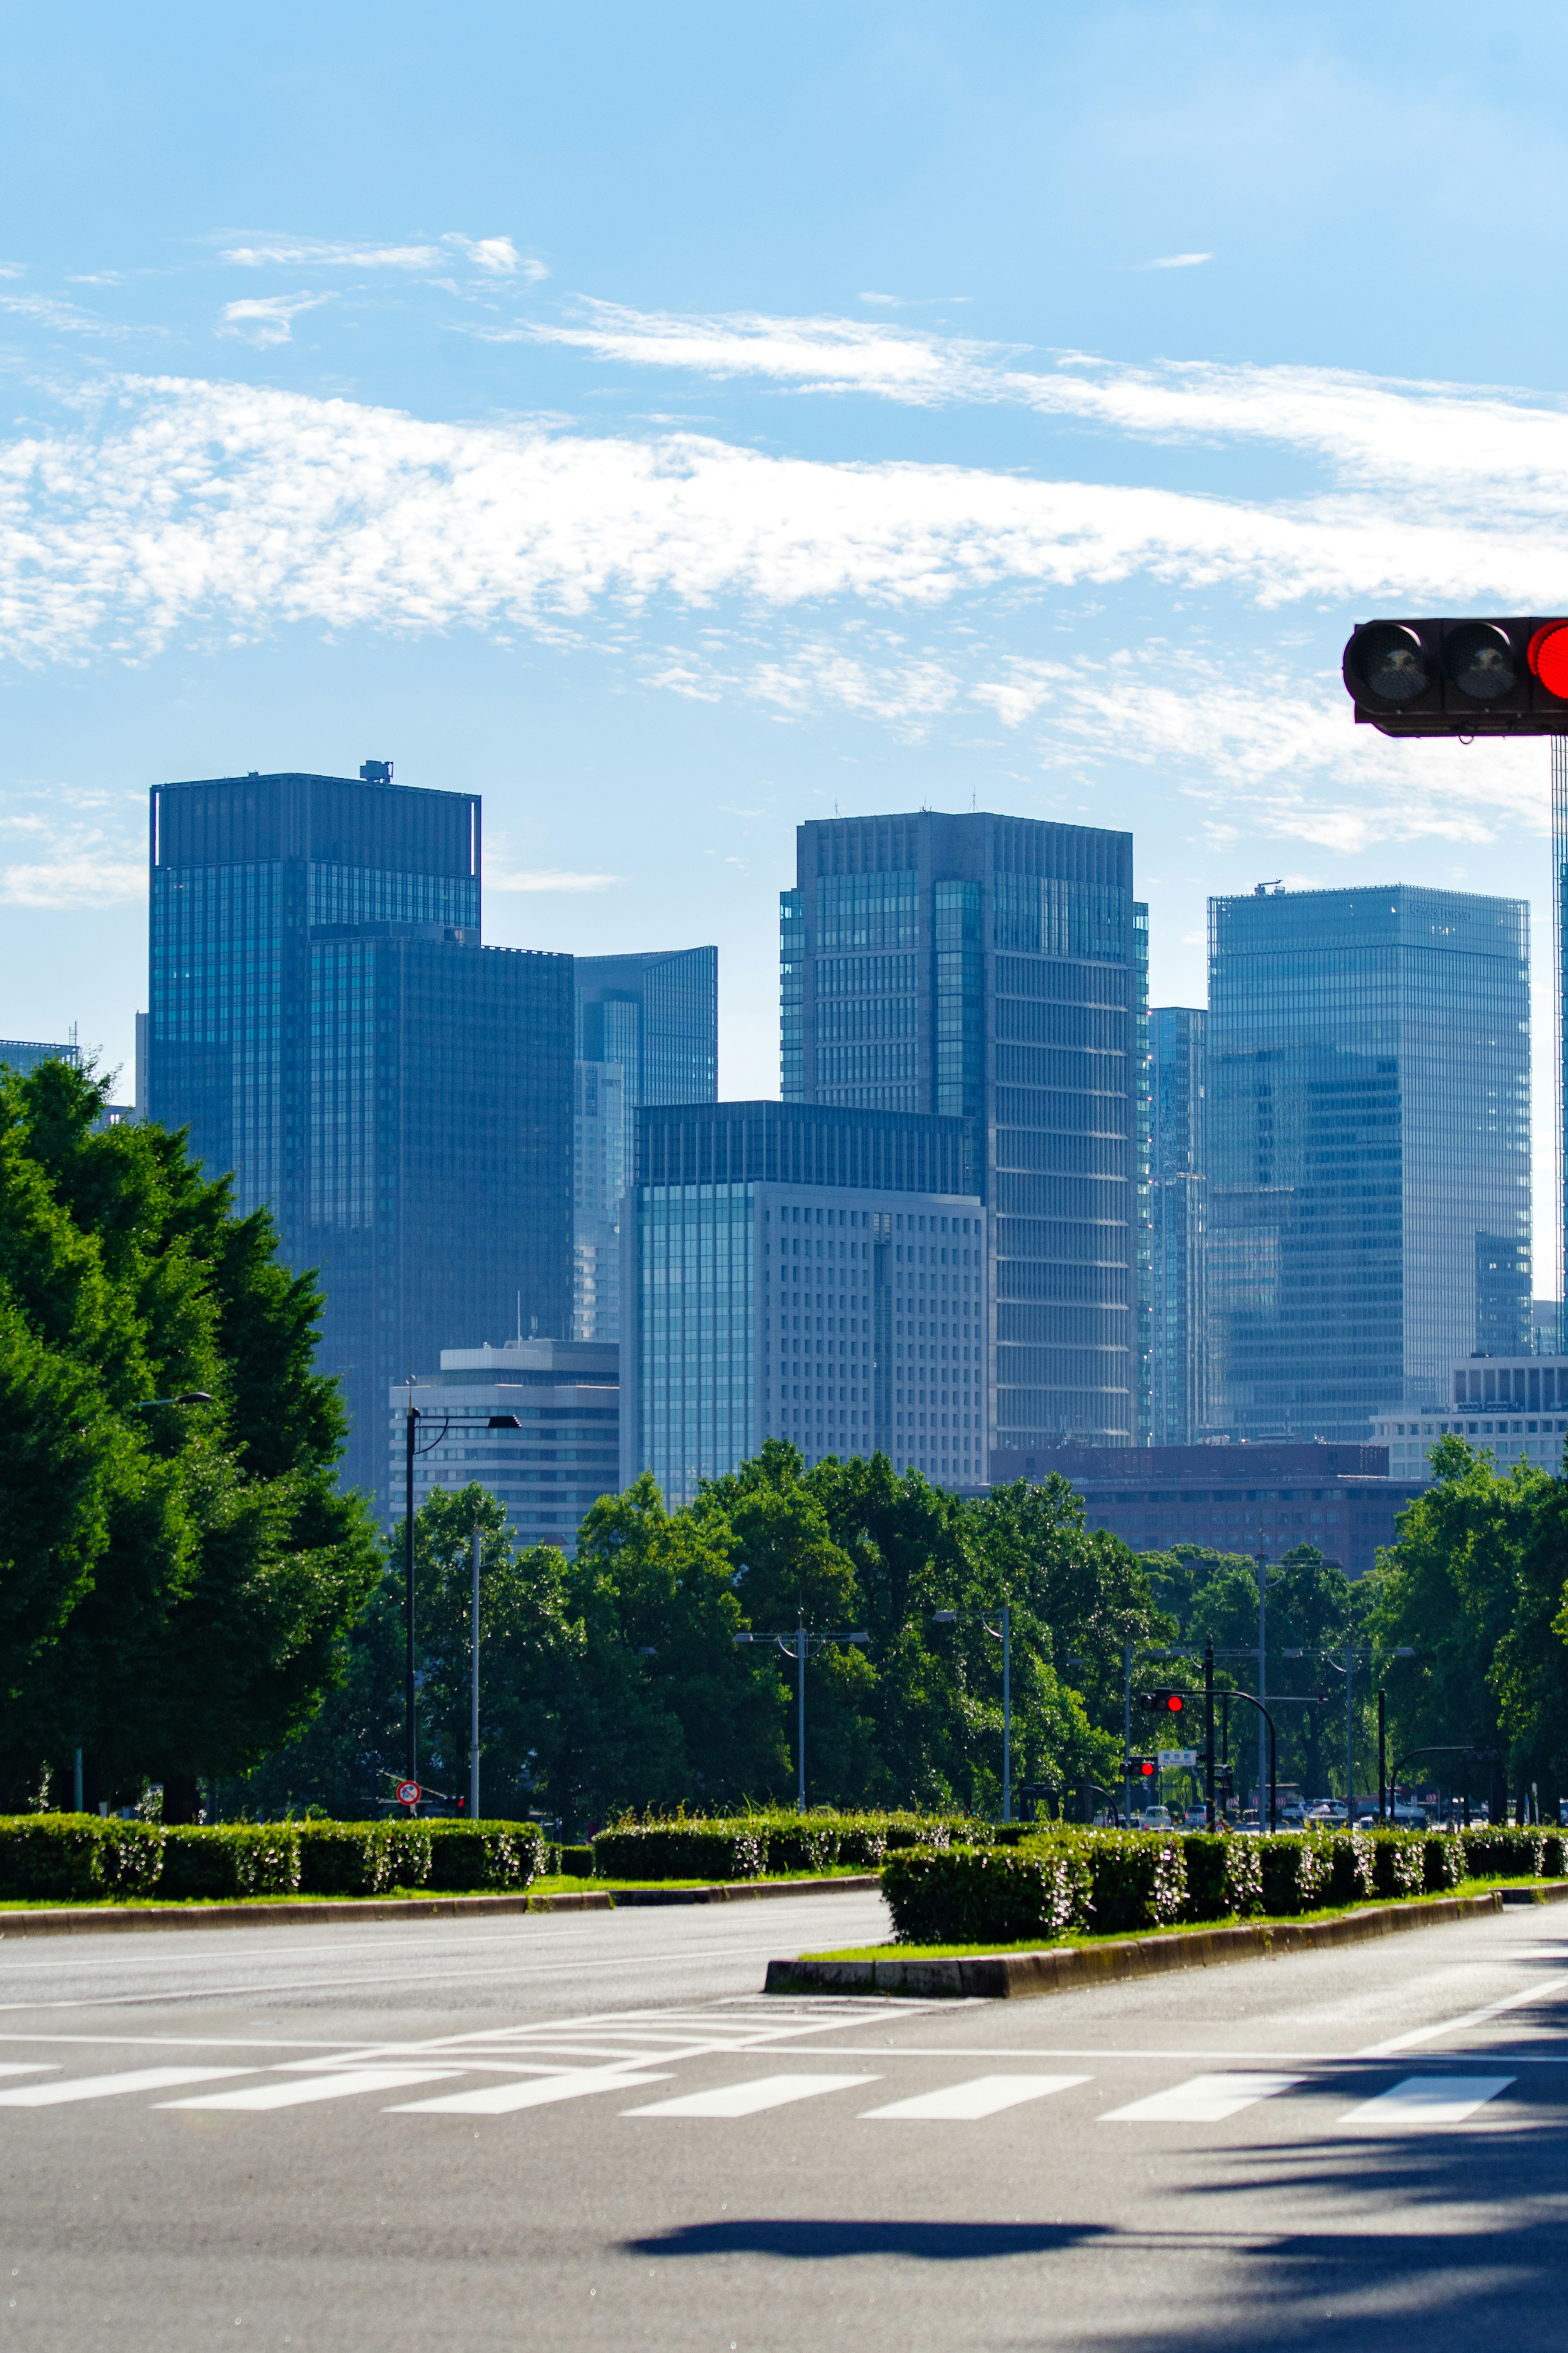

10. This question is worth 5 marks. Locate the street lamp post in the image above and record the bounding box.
[401,1394,522,1793]
[931,1607,1012,1822]
[735,1625,869,1811]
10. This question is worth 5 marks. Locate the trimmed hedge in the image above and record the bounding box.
[588,1810,970,1882]
[882,1822,1568,1948]
[0,1815,546,1904]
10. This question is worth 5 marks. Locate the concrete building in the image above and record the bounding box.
[1371,1354,1568,1482]
[987,1439,1423,1579]
[622,1100,985,1505]
[391,1338,619,1550]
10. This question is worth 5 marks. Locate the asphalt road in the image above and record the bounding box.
[1,1891,1566,2351]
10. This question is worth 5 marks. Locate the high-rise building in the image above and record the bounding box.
[1149,1007,1206,1445]
[622,1100,984,1504]
[781,812,1140,1451]
[1206,884,1530,1441]
[392,1337,619,1552]
[146,765,573,1506]
[0,1035,80,1076]
[572,948,717,1342]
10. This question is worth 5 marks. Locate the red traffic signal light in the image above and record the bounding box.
[1126,1756,1157,1779]
[1137,1689,1185,1713]
[1343,616,1568,737]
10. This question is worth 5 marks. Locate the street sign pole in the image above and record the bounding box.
[1204,1635,1216,1831]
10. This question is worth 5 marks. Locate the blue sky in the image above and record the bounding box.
[4,2,1567,1274]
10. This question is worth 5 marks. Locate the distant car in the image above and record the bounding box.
[1390,1804,1427,1829]
[1133,1806,1173,1830]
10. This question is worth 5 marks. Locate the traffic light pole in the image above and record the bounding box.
[1123,1644,1133,1829]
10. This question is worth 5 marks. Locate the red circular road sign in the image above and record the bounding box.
[396,1781,421,1806]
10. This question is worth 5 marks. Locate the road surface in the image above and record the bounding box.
[0,1889,1565,2349]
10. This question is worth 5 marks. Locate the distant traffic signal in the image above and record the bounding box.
[1137,1690,1185,1715]
[1126,1757,1157,1780]
[1343,617,1568,737]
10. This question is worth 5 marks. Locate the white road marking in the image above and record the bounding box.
[624,2073,879,2118]
[862,2074,1088,2120]
[1099,2072,1305,2123]
[1361,1973,1568,2054]
[0,2066,250,2106]
[1339,2075,1516,2128]
[389,2069,673,2114]
[0,2064,54,2078]
[158,2068,462,2111]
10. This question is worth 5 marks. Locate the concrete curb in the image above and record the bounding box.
[0,1871,877,1939]
[765,1882,1568,1999]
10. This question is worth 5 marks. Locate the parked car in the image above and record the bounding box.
[1132,1806,1174,1830]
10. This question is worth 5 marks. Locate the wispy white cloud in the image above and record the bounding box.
[0,809,145,906]
[216,293,336,346]
[7,369,1568,670]
[220,239,443,270]
[442,234,546,281]
[0,292,147,339]
[1139,252,1214,270]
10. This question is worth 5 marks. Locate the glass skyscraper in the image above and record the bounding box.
[1206,884,1530,1441]
[623,1100,984,1503]
[572,947,717,1342]
[1149,1007,1206,1445]
[147,766,574,1505]
[781,812,1140,1450]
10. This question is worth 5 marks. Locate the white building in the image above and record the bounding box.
[1371,1354,1568,1482]
[390,1338,619,1551]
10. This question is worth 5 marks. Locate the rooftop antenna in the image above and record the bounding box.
[1254,879,1283,896]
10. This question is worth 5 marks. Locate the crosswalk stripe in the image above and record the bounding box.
[389,2070,673,2115]
[862,2074,1089,2121]
[0,2067,249,2108]
[1339,2075,1515,2129]
[624,2073,879,2118]
[158,2068,463,2112]
[0,2065,56,2080]
[1100,2073,1305,2123]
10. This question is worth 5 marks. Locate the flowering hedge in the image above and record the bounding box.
[0,1816,547,1903]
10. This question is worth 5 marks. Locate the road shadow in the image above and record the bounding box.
[626,2219,1109,2261]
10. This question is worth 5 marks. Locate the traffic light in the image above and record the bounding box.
[1137,1690,1185,1715]
[1125,1756,1157,1780]
[1343,617,1568,737]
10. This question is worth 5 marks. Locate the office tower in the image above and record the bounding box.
[0,1035,79,1075]
[147,765,573,1506]
[1133,901,1151,1443]
[623,1100,983,1504]
[573,1059,628,1342]
[572,948,717,1341]
[1207,884,1530,1442]
[392,1338,619,1551]
[781,812,1139,1451]
[1149,1007,1206,1445]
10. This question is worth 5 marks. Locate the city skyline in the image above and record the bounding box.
[5,7,1568,1293]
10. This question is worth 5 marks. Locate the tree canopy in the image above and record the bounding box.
[0,1058,381,1817]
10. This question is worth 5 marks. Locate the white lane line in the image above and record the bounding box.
[389,2069,674,2114]
[1360,1974,1568,2055]
[862,2074,1088,2121]
[1099,2072,1305,2123]
[0,2066,251,2107]
[0,2064,55,2078]
[624,2073,879,2118]
[158,2068,463,2111]
[1339,2075,1516,2129]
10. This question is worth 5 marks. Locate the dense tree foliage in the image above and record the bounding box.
[0,1059,381,1816]
[238,1441,1170,1829]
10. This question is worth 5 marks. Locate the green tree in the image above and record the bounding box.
[0,1057,380,1815]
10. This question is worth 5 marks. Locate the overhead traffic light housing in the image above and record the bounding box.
[1137,1690,1185,1714]
[1343,616,1568,736]
[1126,1756,1157,1780]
